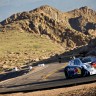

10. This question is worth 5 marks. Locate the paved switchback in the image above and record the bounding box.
[0,63,66,88]
[0,75,95,94]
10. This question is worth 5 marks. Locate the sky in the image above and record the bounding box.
[0,0,96,22]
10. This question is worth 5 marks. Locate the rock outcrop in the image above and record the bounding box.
[0,5,96,48]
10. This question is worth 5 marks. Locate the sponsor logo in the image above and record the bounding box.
[67,68,74,71]
[67,67,81,75]
[74,68,81,74]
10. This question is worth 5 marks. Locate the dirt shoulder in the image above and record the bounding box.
[0,83,95,96]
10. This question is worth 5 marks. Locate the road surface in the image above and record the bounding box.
[0,62,95,94]
[0,62,67,88]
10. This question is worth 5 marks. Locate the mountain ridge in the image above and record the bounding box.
[0,5,96,48]
[0,5,96,69]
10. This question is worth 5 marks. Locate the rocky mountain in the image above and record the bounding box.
[0,5,96,49]
[0,5,96,69]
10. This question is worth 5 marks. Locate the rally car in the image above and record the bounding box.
[64,57,96,79]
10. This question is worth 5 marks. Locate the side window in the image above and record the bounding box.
[74,59,81,65]
[69,60,74,65]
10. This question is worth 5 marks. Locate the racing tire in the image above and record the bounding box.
[81,67,90,77]
[64,70,70,79]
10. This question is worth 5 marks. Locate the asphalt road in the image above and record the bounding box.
[0,63,66,87]
[0,62,95,94]
[0,75,96,94]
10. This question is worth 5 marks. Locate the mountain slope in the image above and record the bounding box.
[0,5,96,69]
[1,5,96,48]
[1,6,96,48]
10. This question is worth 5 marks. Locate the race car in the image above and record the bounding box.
[64,57,96,79]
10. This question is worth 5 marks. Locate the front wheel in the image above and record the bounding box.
[64,70,70,79]
[81,68,90,77]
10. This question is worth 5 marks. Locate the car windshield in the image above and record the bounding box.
[82,58,91,63]
[74,59,81,65]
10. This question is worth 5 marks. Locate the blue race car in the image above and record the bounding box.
[64,57,96,79]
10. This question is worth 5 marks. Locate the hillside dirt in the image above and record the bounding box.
[0,83,95,96]
[0,5,96,69]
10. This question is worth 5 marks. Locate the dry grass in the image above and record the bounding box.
[0,30,64,69]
